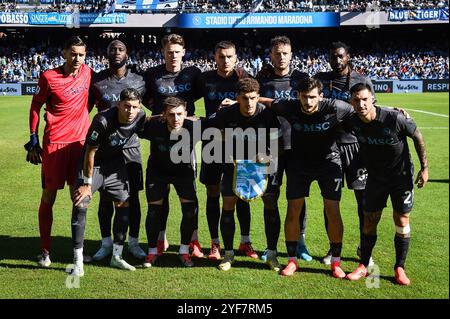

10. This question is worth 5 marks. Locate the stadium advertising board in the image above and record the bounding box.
[0,12,29,24]
[0,84,22,96]
[13,79,448,96]
[115,0,178,10]
[27,12,127,25]
[423,79,450,92]
[388,8,449,21]
[372,80,394,93]
[21,83,39,95]
[392,80,423,93]
[177,12,340,28]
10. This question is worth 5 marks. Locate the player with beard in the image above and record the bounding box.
[345,83,428,286]
[313,42,375,265]
[256,36,312,262]
[90,40,147,261]
[26,36,92,268]
[143,34,204,258]
[262,77,355,278]
[197,41,256,261]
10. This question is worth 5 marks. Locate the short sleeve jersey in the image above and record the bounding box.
[90,68,146,156]
[143,64,202,116]
[343,107,417,181]
[271,98,354,171]
[257,67,308,150]
[139,118,197,177]
[91,69,146,111]
[314,70,375,144]
[203,103,281,161]
[85,107,145,166]
[32,64,92,143]
[257,67,308,100]
[197,70,239,117]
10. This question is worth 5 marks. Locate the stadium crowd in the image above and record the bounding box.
[1,0,448,13]
[178,0,449,13]
[1,42,448,82]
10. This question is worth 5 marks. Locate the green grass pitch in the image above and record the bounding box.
[0,93,448,299]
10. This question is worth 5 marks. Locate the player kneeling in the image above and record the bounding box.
[69,88,146,276]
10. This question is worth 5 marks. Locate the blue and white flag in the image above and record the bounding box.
[104,0,117,14]
[233,160,268,202]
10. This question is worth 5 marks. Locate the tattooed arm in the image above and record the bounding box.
[412,128,428,188]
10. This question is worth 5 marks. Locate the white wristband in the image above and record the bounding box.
[83,176,92,185]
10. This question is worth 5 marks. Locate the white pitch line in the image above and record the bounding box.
[418,127,449,129]
[404,109,449,118]
[378,105,449,118]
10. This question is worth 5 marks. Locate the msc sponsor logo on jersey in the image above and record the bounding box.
[274,89,297,100]
[158,83,192,94]
[63,84,89,98]
[292,122,331,132]
[322,87,351,102]
[207,91,237,101]
[102,93,120,102]
[367,137,395,145]
[109,133,129,147]
[264,89,297,100]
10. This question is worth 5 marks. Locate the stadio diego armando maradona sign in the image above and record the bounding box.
[177,12,340,28]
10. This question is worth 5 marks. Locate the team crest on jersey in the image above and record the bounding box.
[292,123,302,131]
[181,73,191,81]
[158,86,167,94]
[233,160,268,202]
[109,132,129,147]
[208,92,217,100]
[90,130,99,141]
